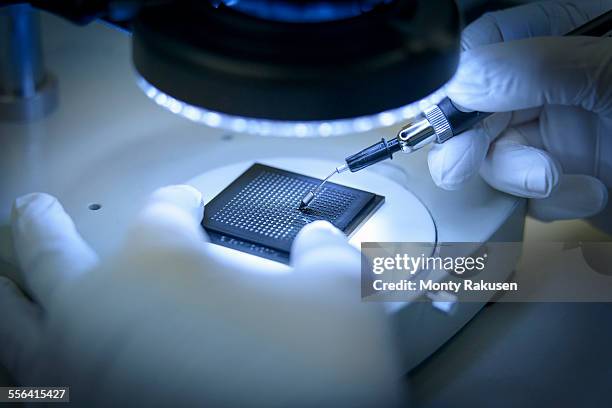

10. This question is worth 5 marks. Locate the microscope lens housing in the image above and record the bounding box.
[132,0,461,136]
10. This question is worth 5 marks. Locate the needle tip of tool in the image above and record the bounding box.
[299,166,343,209]
[299,191,315,209]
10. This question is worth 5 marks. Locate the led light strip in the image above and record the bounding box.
[137,76,448,138]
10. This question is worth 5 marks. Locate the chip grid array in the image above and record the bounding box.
[202,164,384,263]
[209,171,357,241]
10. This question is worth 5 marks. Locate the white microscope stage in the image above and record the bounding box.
[189,158,437,275]
[0,15,525,373]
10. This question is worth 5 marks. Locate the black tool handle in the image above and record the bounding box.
[345,138,402,172]
[437,97,492,137]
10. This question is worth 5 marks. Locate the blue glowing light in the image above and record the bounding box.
[220,0,392,23]
[137,76,447,138]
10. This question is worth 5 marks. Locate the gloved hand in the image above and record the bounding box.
[428,0,612,221]
[0,187,402,406]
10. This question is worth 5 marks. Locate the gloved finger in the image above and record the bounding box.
[291,221,361,278]
[427,112,511,190]
[529,174,608,221]
[126,185,207,252]
[0,276,42,380]
[461,0,611,50]
[11,193,98,307]
[480,126,561,199]
[448,36,612,115]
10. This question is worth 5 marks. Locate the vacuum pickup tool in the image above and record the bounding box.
[298,100,492,209]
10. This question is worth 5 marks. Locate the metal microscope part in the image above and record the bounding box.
[0,4,58,122]
[133,0,461,130]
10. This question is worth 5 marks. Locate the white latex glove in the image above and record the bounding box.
[0,188,403,406]
[428,0,612,221]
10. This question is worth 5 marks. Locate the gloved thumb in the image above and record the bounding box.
[126,185,206,252]
[291,221,361,277]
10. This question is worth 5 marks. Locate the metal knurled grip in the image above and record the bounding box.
[424,105,453,143]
